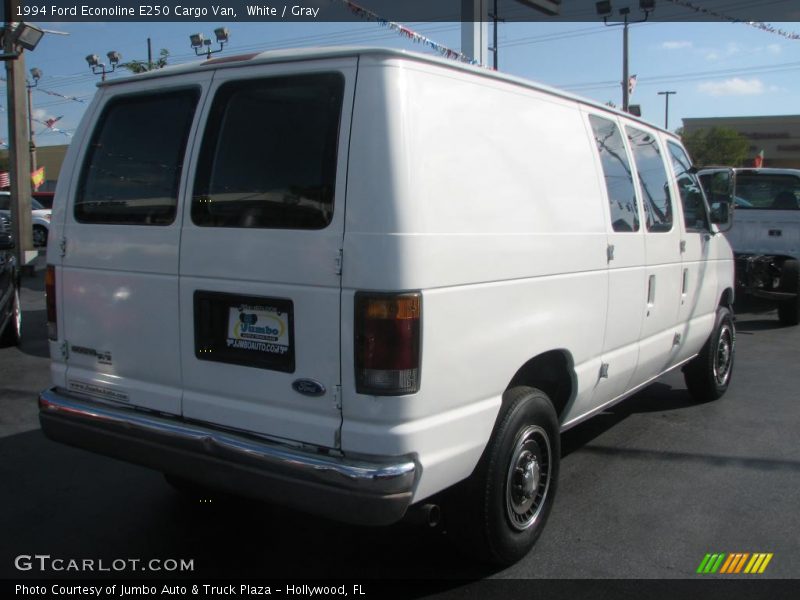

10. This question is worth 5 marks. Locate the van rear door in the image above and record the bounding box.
[60,74,210,414]
[178,59,356,449]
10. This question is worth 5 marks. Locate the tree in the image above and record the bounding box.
[681,127,750,167]
[120,48,169,74]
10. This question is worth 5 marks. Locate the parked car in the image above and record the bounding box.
[39,47,736,566]
[699,167,800,325]
[0,191,52,247]
[0,214,21,346]
[32,191,55,210]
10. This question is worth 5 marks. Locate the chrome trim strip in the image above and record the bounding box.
[39,388,417,496]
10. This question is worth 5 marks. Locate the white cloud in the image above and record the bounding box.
[33,108,47,120]
[662,41,692,50]
[697,78,766,96]
[767,44,782,55]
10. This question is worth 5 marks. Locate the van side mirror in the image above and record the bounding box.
[699,168,735,233]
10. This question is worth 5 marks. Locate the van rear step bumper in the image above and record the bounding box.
[38,388,418,526]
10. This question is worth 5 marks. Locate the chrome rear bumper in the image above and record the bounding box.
[39,388,418,526]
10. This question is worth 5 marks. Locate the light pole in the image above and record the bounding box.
[2,17,45,263]
[658,90,676,129]
[190,28,229,60]
[26,66,41,173]
[86,51,121,81]
[596,1,655,113]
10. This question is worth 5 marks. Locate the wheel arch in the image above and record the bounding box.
[505,350,574,423]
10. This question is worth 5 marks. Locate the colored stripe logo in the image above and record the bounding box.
[696,553,773,574]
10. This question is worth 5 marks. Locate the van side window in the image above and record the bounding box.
[627,127,673,233]
[75,89,200,225]
[667,142,710,231]
[192,73,344,230]
[589,115,639,232]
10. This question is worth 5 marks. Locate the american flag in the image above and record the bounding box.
[0,172,9,189]
[45,115,63,129]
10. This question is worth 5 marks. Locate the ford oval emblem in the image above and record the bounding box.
[292,379,326,397]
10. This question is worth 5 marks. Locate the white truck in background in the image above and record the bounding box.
[700,168,800,325]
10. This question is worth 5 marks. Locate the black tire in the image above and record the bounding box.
[684,305,735,402]
[0,286,21,347]
[777,259,800,326]
[445,386,559,565]
[33,226,48,248]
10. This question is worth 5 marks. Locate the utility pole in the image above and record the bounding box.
[489,0,502,70]
[597,1,654,113]
[658,90,676,130]
[147,37,152,71]
[3,9,34,264]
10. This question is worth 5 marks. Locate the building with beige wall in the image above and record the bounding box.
[1,143,69,192]
[682,115,800,169]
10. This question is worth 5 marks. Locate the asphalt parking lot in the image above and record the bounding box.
[1,265,798,585]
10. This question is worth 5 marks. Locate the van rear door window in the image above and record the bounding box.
[191,73,344,230]
[76,89,200,225]
[589,115,639,233]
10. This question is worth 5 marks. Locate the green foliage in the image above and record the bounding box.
[120,48,169,74]
[681,127,750,167]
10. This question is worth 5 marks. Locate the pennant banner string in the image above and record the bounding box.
[332,0,480,64]
[665,0,800,41]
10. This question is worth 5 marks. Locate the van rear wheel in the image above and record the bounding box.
[684,305,735,402]
[777,259,800,326]
[445,386,559,565]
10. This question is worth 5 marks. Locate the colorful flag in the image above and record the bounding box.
[44,115,63,129]
[0,172,9,188]
[31,166,45,190]
[754,149,764,168]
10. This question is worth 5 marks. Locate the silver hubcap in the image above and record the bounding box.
[713,323,734,386]
[506,425,551,531]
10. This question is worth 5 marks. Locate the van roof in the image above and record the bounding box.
[100,45,676,139]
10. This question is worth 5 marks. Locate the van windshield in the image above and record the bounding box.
[731,173,800,210]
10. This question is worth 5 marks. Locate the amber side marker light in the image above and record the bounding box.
[355,292,421,396]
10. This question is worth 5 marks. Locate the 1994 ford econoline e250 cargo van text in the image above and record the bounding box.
[39,47,736,565]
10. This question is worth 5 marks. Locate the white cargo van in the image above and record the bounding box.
[39,47,735,565]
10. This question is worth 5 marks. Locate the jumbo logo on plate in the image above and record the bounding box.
[226,305,290,356]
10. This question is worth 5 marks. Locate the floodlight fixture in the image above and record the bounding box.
[14,23,45,52]
[191,28,230,59]
[214,27,230,43]
[595,1,612,17]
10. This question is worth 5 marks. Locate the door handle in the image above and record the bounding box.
[647,274,656,306]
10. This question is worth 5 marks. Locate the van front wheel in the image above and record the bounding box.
[446,386,559,565]
[684,305,735,402]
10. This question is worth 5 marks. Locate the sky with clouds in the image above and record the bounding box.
[2,18,799,149]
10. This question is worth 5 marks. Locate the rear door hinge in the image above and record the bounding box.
[60,341,69,360]
[599,362,609,379]
[335,249,343,275]
[606,244,615,263]
[334,384,342,410]
[59,237,67,258]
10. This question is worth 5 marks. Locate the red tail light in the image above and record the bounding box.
[355,292,421,395]
[45,265,57,341]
